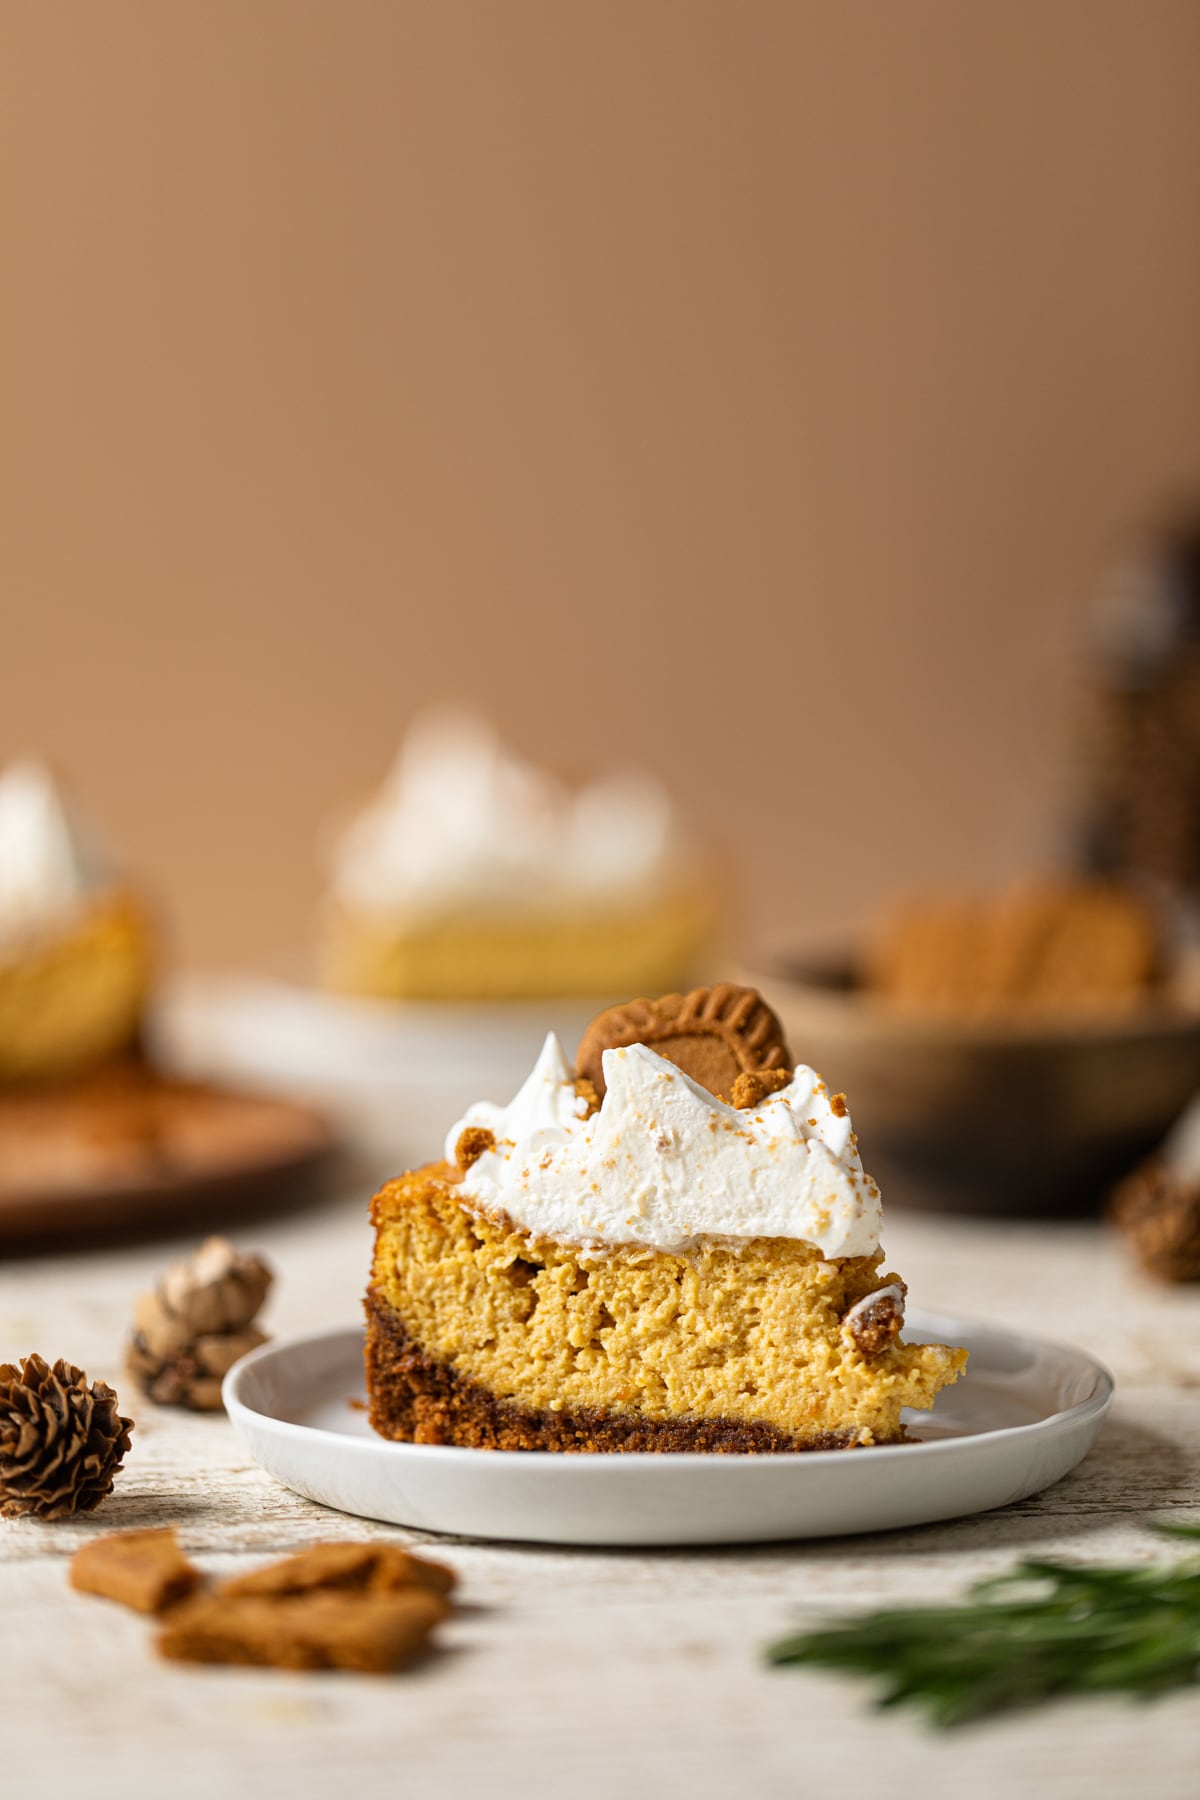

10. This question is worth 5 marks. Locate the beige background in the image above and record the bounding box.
[2,2,1199,972]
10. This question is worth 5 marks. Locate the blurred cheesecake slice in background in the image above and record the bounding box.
[0,759,338,1253]
[319,708,719,1001]
[0,760,154,1082]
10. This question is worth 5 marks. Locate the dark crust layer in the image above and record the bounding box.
[364,1288,869,1455]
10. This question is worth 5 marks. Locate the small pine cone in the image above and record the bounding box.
[127,1237,273,1412]
[1111,1161,1200,1283]
[0,1355,133,1520]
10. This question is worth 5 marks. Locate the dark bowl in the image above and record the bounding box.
[742,954,1200,1217]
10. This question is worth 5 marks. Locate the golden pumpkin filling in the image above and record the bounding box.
[366,1166,966,1452]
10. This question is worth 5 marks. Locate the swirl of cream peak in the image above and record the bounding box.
[330,707,688,917]
[445,1034,883,1258]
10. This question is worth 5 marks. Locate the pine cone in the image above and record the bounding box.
[127,1237,273,1411]
[1111,1161,1200,1282]
[0,1355,133,1520]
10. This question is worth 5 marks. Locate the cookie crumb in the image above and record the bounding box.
[573,1077,601,1118]
[455,1127,495,1172]
[844,1285,906,1357]
[728,1069,792,1110]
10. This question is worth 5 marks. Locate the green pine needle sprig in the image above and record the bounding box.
[766,1522,1200,1729]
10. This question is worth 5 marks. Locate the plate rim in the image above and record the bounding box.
[0,1083,339,1248]
[224,1310,1115,1469]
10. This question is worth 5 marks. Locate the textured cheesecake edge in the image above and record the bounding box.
[363,1287,883,1455]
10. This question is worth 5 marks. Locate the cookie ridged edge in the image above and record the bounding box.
[575,983,792,1096]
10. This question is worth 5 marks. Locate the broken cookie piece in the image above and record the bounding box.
[158,1587,446,1673]
[220,1540,456,1602]
[70,1527,201,1615]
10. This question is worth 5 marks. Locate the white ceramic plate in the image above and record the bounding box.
[223,1313,1113,1547]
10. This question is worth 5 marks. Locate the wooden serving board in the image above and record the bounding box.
[0,1063,338,1250]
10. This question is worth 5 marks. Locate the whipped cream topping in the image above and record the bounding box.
[0,760,92,949]
[446,1034,882,1258]
[331,707,688,917]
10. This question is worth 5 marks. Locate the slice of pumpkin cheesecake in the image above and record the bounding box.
[365,985,966,1452]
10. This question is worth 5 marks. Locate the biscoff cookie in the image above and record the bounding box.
[575,983,791,1099]
[70,1531,460,1676]
[865,881,1158,1015]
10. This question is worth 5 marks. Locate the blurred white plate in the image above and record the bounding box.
[154,975,597,1162]
[224,1314,1112,1547]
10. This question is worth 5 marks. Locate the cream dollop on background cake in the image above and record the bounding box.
[446,1034,882,1258]
[331,707,692,918]
[0,759,92,949]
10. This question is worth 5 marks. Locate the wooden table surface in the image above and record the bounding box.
[2,1099,1198,1799]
